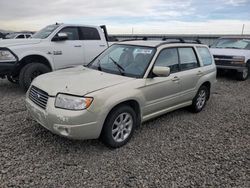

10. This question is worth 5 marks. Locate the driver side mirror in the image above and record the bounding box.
[52,32,68,41]
[153,66,170,77]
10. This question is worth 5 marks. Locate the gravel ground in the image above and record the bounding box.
[0,75,249,188]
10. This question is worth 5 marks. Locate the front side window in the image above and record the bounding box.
[32,24,60,39]
[154,48,179,73]
[58,27,79,40]
[178,48,199,71]
[211,38,250,50]
[79,27,101,40]
[16,34,25,39]
[197,47,213,66]
[88,44,156,78]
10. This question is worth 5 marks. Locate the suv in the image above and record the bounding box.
[0,23,109,90]
[210,36,250,80]
[26,40,217,148]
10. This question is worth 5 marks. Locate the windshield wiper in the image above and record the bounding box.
[224,47,241,49]
[109,57,125,75]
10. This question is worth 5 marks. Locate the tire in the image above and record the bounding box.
[19,63,50,91]
[100,105,136,148]
[236,66,249,81]
[190,86,209,113]
[7,75,19,84]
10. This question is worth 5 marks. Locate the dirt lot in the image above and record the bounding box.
[0,76,249,188]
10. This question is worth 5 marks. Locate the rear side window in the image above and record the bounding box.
[59,27,79,40]
[178,48,199,71]
[79,27,101,40]
[197,47,213,66]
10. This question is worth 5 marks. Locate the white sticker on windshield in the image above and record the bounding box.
[135,49,153,54]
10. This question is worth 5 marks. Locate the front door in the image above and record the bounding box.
[52,27,84,70]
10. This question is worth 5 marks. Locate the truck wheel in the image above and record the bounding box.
[100,105,136,148]
[7,75,19,84]
[237,67,249,81]
[19,63,50,91]
[190,86,209,113]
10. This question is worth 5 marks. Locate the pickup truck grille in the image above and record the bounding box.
[213,55,242,66]
[29,86,49,110]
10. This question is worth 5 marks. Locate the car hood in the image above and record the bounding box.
[31,66,135,96]
[210,48,249,57]
[0,39,42,47]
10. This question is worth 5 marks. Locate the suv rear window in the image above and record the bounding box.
[178,48,199,70]
[197,47,213,66]
[79,27,101,40]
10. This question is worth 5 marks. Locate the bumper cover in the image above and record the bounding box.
[0,48,19,77]
[26,96,103,140]
[216,65,247,72]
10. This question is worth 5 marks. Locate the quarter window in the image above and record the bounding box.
[178,48,199,70]
[154,48,179,73]
[16,34,25,39]
[59,27,79,40]
[79,27,101,40]
[197,47,213,66]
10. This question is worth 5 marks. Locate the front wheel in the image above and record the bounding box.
[100,105,136,148]
[19,63,51,91]
[237,67,249,81]
[190,86,209,113]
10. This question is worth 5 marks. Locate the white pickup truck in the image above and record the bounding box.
[0,23,110,90]
[210,36,250,81]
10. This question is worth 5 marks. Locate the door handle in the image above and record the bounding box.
[197,71,203,76]
[74,45,82,47]
[171,76,180,82]
[99,44,106,47]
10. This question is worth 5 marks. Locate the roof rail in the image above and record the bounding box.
[156,38,202,47]
[120,37,148,42]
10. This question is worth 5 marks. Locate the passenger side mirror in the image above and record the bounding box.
[152,66,170,77]
[52,32,68,41]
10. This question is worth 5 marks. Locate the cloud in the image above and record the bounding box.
[0,0,249,34]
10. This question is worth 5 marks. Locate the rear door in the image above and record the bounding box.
[52,27,84,69]
[177,47,202,102]
[79,27,108,65]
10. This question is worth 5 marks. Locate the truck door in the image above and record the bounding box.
[78,26,108,65]
[52,27,84,70]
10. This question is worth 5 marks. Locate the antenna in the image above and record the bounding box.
[241,24,245,35]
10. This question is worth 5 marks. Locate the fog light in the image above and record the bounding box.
[53,124,70,136]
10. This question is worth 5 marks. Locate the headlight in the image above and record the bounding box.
[231,56,245,65]
[55,94,93,110]
[0,50,16,62]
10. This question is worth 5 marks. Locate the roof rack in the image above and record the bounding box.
[120,37,148,42]
[156,38,202,47]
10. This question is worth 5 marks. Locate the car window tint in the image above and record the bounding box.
[59,27,79,40]
[26,34,31,38]
[178,48,199,70]
[154,48,179,73]
[79,27,101,40]
[197,47,213,66]
[16,34,25,39]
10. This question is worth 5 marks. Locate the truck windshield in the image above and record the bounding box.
[211,38,250,50]
[32,24,59,39]
[87,44,156,78]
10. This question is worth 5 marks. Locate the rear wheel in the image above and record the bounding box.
[19,63,50,91]
[101,105,136,148]
[190,86,209,113]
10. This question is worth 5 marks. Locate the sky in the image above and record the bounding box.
[0,0,250,34]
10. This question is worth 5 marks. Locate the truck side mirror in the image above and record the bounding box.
[153,66,170,77]
[52,33,68,41]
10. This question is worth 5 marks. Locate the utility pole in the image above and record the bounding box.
[241,24,245,35]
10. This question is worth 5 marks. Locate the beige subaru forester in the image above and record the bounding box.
[26,40,217,148]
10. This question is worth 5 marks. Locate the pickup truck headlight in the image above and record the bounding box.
[231,56,245,65]
[0,50,16,62]
[55,94,93,110]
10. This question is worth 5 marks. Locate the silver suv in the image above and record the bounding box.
[26,40,217,148]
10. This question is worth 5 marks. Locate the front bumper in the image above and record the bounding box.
[216,65,247,72]
[26,96,103,140]
[0,62,17,77]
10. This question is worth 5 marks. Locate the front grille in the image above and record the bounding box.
[29,86,49,109]
[213,55,235,66]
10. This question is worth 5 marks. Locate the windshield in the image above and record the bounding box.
[87,44,156,78]
[5,33,17,39]
[32,24,60,39]
[211,38,250,50]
